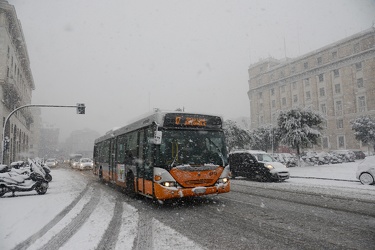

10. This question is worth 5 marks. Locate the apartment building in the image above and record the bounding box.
[247,27,375,152]
[0,0,36,163]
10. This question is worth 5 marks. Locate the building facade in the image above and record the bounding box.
[0,0,36,163]
[248,27,375,152]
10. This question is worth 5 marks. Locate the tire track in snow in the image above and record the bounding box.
[38,186,101,250]
[95,199,123,250]
[135,211,153,250]
[12,183,92,250]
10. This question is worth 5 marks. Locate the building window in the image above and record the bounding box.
[333,69,339,78]
[335,100,343,116]
[272,113,276,123]
[270,73,274,80]
[304,62,308,69]
[355,62,362,71]
[293,95,298,103]
[322,137,329,149]
[304,78,310,87]
[319,87,325,97]
[317,57,322,65]
[260,66,264,72]
[291,66,296,73]
[358,96,366,112]
[321,103,327,114]
[357,78,364,88]
[272,100,275,108]
[280,70,285,78]
[259,103,263,111]
[281,85,285,93]
[270,88,275,95]
[318,73,324,82]
[306,91,311,100]
[258,92,263,98]
[332,51,337,59]
[353,43,360,53]
[336,119,344,129]
[322,120,328,128]
[282,97,286,106]
[338,135,345,148]
[334,83,341,94]
[292,82,297,90]
[260,116,264,124]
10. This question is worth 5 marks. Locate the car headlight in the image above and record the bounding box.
[265,164,274,170]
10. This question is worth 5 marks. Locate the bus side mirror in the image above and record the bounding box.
[153,131,162,145]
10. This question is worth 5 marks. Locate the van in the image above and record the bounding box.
[229,150,290,182]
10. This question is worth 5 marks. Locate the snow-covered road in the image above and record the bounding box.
[0,168,204,250]
[1,161,374,250]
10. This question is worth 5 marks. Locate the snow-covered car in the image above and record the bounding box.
[78,158,93,170]
[229,150,290,181]
[352,150,366,160]
[45,158,58,168]
[356,156,375,185]
[330,150,356,162]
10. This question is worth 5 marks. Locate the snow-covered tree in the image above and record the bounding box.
[351,116,375,151]
[223,120,252,152]
[250,125,280,152]
[277,108,324,157]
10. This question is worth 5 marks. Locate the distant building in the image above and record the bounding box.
[0,1,37,163]
[247,27,375,152]
[62,129,101,158]
[39,125,59,159]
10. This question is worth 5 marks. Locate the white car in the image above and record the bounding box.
[78,158,93,170]
[45,158,58,168]
[356,156,375,185]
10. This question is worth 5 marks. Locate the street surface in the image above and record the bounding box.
[1,162,375,250]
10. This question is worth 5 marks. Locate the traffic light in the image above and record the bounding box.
[77,103,85,114]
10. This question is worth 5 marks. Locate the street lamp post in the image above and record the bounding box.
[1,103,85,165]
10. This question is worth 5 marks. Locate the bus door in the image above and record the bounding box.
[136,128,154,197]
[110,138,116,181]
[136,130,145,193]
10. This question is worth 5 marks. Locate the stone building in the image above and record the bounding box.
[247,27,375,152]
[0,0,36,163]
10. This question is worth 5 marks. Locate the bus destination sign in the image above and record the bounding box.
[164,113,222,129]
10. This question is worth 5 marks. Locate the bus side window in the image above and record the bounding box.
[125,131,138,165]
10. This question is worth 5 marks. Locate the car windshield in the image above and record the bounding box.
[155,129,227,167]
[253,153,275,162]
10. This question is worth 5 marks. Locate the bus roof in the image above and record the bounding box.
[94,110,223,144]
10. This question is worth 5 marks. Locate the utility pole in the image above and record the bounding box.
[1,103,85,165]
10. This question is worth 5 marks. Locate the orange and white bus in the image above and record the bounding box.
[93,110,230,201]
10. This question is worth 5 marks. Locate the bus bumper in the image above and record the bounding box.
[154,181,230,200]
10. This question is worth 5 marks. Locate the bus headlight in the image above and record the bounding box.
[161,181,177,187]
[217,177,229,184]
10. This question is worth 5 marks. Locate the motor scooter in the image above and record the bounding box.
[0,159,49,197]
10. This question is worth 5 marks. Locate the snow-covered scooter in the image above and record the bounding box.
[0,159,49,197]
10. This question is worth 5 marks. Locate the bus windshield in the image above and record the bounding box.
[156,129,228,167]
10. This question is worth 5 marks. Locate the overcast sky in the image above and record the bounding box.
[9,0,375,142]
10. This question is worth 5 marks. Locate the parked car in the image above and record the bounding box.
[356,156,375,185]
[45,158,58,167]
[351,150,366,160]
[78,158,93,170]
[278,153,298,167]
[330,150,356,162]
[229,150,290,182]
